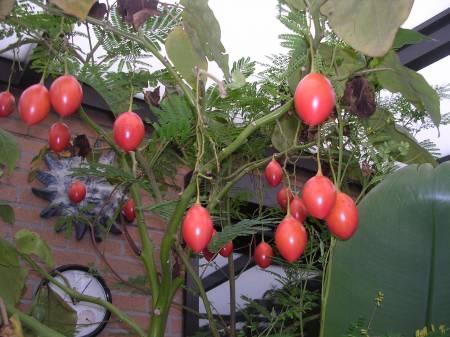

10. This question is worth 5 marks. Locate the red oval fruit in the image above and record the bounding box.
[0,91,15,117]
[182,204,214,253]
[122,199,136,222]
[325,192,358,240]
[277,187,294,211]
[113,111,145,152]
[19,84,50,125]
[302,175,336,219]
[48,122,71,152]
[49,75,83,117]
[290,196,308,223]
[294,73,336,126]
[275,215,307,263]
[219,241,233,257]
[264,159,283,187]
[254,242,273,269]
[68,180,86,203]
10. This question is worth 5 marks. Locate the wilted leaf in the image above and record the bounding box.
[165,26,207,87]
[49,0,97,20]
[375,51,440,127]
[88,1,107,19]
[321,0,414,57]
[181,0,230,80]
[271,112,301,152]
[0,0,15,21]
[28,145,48,183]
[365,109,437,166]
[118,0,160,29]
[0,128,19,172]
[15,230,54,267]
[393,28,428,50]
[0,239,27,307]
[0,202,15,225]
[144,86,161,107]
[343,77,376,118]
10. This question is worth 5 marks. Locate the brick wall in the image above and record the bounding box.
[0,88,184,337]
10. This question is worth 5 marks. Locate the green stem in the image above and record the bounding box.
[336,104,344,188]
[319,238,336,337]
[174,244,220,337]
[135,151,163,204]
[22,255,146,337]
[4,301,66,337]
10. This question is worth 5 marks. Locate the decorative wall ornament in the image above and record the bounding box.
[32,150,126,241]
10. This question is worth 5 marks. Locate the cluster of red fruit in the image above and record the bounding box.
[181,72,358,269]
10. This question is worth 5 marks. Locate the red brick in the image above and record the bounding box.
[14,206,43,224]
[17,136,47,155]
[52,247,97,266]
[98,255,145,278]
[0,169,29,186]
[17,188,50,208]
[0,117,29,135]
[0,184,17,202]
[113,293,150,312]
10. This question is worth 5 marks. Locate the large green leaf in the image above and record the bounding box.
[365,109,437,166]
[49,0,96,20]
[180,0,230,80]
[393,28,428,50]
[165,26,208,87]
[271,112,301,152]
[322,163,450,336]
[375,51,441,127]
[321,0,414,57]
[0,239,27,307]
[31,286,77,336]
[0,0,15,20]
[15,230,54,267]
[0,128,20,172]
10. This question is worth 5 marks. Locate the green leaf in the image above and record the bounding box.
[0,239,27,307]
[365,109,437,166]
[321,0,414,57]
[165,26,208,87]
[15,230,54,267]
[375,51,441,127]
[285,0,305,11]
[0,202,15,225]
[319,44,366,79]
[393,28,428,50]
[0,0,15,21]
[227,70,246,90]
[49,0,96,20]
[271,112,301,152]
[0,128,20,172]
[322,163,450,336]
[180,0,230,80]
[208,218,278,252]
[31,286,77,336]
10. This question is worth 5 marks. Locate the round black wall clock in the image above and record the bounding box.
[38,264,112,337]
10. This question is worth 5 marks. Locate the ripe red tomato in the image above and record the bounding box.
[275,215,307,263]
[325,192,358,240]
[294,73,336,126]
[277,187,294,211]
[264,159,283,187]
[182,204,214,253]
[0,91,15,117]
[290,196,308,223]
[68,180,86,203]
[219,241,233,257]
[302,175,336,219]
[48,122,71,153]
[254,242,273,269]
[122,199,136,222]
[113,111,145,151]
[19,84,50,125]
[49,75,83,117]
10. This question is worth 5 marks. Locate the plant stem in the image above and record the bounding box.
[319,238,336,337]
[174,244,220,337]
[228,253,236,337]
[4,301,66,337]
[135,151,163,203]
[21,254,146,337]
[336,104,344,188]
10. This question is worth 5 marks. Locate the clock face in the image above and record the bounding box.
[46,265,112,337]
